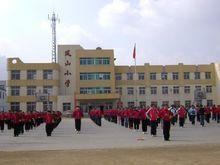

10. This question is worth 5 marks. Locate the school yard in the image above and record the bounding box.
[0,118,220,165]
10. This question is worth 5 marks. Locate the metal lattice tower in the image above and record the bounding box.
[48,12,60,63]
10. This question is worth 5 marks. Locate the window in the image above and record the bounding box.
[139,101,146,108]
[151,101,158,107]
[127,87,134,95]
[161,72,167,80]
[80,72,110,80]
[27,86,36,96]
[205,72,211,79]
[150,73,156,80]
[162,101,169,107]
[162,86,168,94]
[138,73,145,80]
[27,102,36,112]
[103,57,110,65]
[173,101,180,107]
[195,85,201,91]
[194,72,200,80]
[63,103,71,111]
[184,86,190,94]
[127,102,134,108]
[185,100,191,108]
[184,72,190,80]
[11,102,20,111]
[43,86,53,95]
[206,86,212,93]
[11,86,20,96]
[172,72,179,80]
[43,70,53,80]
[127,73,133,80]
[43,101,53,111]
[207,100,213,106]
[11,70,20,80]
[116,87,122,95]
[115,73,122,80]
[139,87,145,95]
[151,87,157,95]
[80,57,110,65]
[27,70,36,80]
[173,86,179,94]
[80,87,111,94]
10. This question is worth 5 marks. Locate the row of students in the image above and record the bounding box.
[0,111,62,137]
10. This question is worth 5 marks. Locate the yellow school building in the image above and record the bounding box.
[7,45,220,113]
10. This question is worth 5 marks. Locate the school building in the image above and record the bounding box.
[7,45,220,113]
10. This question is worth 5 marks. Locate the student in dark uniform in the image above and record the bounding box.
[199,105,205,127]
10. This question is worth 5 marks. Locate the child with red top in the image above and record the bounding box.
[160,105,173,141]
[72,106,84,133]
[178,105,186,127]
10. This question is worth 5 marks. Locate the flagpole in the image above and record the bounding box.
[135,55,137,108]
[134,43,137,108]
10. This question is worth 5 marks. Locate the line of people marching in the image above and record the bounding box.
[86,104,220,141]
[0,110,62,137]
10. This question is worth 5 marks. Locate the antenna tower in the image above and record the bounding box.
[48,12,60,63]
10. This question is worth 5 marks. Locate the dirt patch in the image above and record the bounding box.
[1,143,220,165]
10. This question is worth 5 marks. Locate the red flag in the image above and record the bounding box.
[133,44,136,59]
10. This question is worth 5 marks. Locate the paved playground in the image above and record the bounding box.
[0,118,220,151]
[0,118,220,165]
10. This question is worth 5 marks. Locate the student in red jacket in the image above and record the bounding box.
[133,109,140,131]
[160,105,173,141]
[72,106,84,133]
[204,106,211,123]
[140,108,147,134]
[178,105,186,127]
[11,111,20,137]
[217,105,220,123]
[45,111,54,136]
[146,104,158,136]
[0,111,5,132]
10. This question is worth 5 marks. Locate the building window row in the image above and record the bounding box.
[11,70,53,80]
[115,85,212,96]
[10,102,53,112]
[80,57,110,65]
[126,100,213,108]
[115,72,212,81]
[10,86,53,96]
[80,72,110,80]
[80,87,111,94]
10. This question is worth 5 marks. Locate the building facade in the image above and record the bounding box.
[0,81,7,111]
[7,45,220,113]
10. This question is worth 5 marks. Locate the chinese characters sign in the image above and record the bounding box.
[64,50,72,87]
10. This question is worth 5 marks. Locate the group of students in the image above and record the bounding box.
[103,104,220,141]
[0,110,62,137]
[71,104,220,141]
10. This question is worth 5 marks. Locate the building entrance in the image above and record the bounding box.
[80,101,113,115]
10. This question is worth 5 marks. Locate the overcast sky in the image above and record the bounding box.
[0,0,220,66]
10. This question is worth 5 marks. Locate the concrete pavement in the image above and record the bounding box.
[0,118,220,151]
